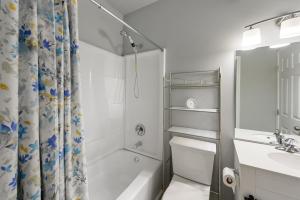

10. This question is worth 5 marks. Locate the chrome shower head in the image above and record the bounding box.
[120,30,138,53]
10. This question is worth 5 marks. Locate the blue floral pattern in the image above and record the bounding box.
[0,0,88,199]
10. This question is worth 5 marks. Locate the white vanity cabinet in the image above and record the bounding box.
[234,140,300,200]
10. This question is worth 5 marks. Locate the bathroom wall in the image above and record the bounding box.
[123,0,300,199]
[124,50,164,160]
[237,47,277,132]
[78,0,124,55]
[79,41,125,164]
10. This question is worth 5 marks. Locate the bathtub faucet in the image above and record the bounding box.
[134,141,143,149]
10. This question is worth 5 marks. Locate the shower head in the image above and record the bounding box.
[120,30,138,53]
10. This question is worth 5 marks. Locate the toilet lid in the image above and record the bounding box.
[162,175,210,200]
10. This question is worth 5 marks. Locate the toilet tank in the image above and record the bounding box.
[170,136,216,185]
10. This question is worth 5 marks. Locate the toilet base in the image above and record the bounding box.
[162,175,211,200]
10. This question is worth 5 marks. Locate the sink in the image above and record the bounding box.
[235,140,300,200]
[235,140,300,180]
[268,152,300,170]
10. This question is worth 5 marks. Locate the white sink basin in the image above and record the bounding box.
[268,152,300,171]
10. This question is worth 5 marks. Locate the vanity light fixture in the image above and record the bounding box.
[280,16,300,38]
[243,10,300,48]
[269,43,290,49]
[242,27,261,47]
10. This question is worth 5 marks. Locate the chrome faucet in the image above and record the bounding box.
[274,129,284,145]
[276,137,299,153]
[283,138,299,153]
[134,141,143,149]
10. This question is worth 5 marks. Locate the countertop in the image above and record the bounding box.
[234,140,300,179]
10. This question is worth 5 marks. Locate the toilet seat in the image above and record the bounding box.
[162,175,210,200]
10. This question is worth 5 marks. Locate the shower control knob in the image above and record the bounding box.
[135,123,145,136]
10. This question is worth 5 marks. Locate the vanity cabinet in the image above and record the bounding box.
[234,140,300,200]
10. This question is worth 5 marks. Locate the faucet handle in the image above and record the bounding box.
[275,137,299,153]
[284,138,299,153]
[284,138,296,146]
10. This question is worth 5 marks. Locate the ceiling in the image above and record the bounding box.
[107,0,159,15]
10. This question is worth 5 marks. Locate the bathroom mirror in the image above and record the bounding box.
[235,42,300,138]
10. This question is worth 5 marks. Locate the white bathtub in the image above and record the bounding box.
[87,149,163,200]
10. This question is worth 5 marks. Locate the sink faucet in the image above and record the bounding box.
[134,141,143,149]
[283,138,299,153]
[274,129,284,145]
[276,137,299,153]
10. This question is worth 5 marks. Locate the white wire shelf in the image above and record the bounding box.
[168,106,219,113]
[171,70,220,75]
[169,83,220,89]
[168,126,219,140]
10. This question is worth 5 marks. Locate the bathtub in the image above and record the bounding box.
[87,149,163,200]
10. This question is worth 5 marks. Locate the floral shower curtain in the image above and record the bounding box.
[0,0,88,199]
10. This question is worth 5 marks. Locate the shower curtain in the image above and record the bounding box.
[0,0,88,199]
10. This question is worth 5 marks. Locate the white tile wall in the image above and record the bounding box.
[79,41,125,164]
[80,43,164,164]
[124,50,164,160]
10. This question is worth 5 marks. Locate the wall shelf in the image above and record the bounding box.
[168,107,219,113]
[170,84,220,89]
[170,69,219,75]
[168,126,219,140]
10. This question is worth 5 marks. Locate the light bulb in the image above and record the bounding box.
[280,16,300,38]
[242,28,261,47]
[269,43,290,49]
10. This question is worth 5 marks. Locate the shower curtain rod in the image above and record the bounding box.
[89,0,164,51]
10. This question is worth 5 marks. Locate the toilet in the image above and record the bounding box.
[162,136,216,200]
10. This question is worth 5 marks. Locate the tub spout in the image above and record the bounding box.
[134,141,143,149]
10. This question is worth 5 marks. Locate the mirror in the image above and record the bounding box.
[235,42,300,137]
